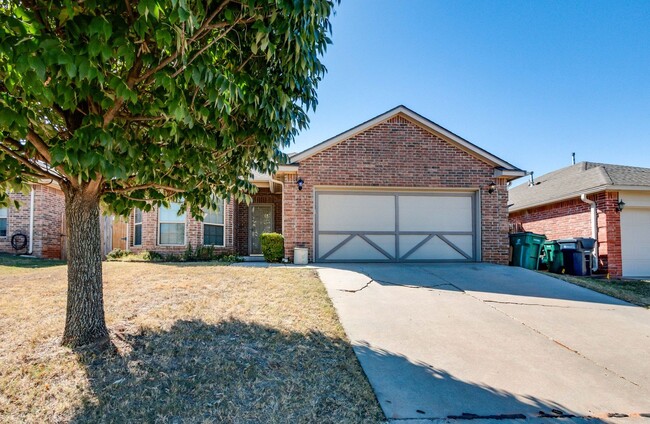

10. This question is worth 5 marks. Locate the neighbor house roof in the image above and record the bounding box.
[509,162,650,212]
[287,105,526,177]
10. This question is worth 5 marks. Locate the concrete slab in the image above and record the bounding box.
[317,263,650,423]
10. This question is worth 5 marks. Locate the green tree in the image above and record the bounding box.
[0,0,335,348]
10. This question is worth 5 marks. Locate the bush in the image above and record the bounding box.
[141,251,164,262]
[106,248,130,260]
[260,233,284,263]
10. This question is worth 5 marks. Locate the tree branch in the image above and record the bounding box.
[26,129,52,163]
[107,183,185,193]
[0,144,63,183]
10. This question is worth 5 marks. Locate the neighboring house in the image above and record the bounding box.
[509,161,650,278]
[0,184,65,259]
[129,105,525,264]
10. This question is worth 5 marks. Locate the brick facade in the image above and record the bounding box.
[0,185,65,259]
[282,115,511,264]
[508,191,623,277]
[128,200,236,255]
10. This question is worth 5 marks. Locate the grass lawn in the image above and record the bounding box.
[551,273,650,308]
[0,257,383,423]
[0,254,66,274]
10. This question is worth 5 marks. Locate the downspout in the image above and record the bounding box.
[580,194,599,272]
[28,187,35,255]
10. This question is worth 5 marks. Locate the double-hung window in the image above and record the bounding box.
[0,207,7,237]
[133,208,143,246]
[158,203,186,245]
[203,198,225,246]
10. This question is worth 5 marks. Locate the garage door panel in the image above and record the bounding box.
[318,194,395,231]
[444,235,474,259]
[406,236,466,261]
[399,196,473,232]
[326,235,392,261]
[315,191,476,262]
[365,235,396,257]
[318,234,351,258]
[621,208,650,276]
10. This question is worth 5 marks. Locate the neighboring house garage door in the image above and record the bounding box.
[315,190,477,262]
[621,208,650,276]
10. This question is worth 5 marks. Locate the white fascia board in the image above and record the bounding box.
[277,165,298,173]
[494,169,528,178]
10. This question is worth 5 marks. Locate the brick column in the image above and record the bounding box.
[481,179,509,264]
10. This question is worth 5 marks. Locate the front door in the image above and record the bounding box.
[249,205,274,255]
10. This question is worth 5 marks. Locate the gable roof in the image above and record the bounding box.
[288,105,525,174]
[509,162,650,212]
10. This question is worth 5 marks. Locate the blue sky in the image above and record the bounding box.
[291,0,650,183]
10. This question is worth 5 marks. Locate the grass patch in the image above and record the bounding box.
[0,262,383,423]
[551,273,650,308]
[0,254,66,274]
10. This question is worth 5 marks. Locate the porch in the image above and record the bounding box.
[234,186,283,257]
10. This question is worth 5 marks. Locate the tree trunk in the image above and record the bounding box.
[61,182,109,348]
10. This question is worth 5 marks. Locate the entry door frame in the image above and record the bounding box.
[248,203,275,255]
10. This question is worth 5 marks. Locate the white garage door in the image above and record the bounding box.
[621,208,650,276]
[315,191,477,262]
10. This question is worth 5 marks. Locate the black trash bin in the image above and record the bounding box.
[557,238,595,276]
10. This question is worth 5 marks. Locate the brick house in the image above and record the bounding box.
[509,162,650,278]
[129,106,525,264]
[0,184,65,259]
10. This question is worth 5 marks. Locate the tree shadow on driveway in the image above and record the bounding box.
[353,341,605,422]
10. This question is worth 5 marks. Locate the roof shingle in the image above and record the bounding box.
[508,162,650,211]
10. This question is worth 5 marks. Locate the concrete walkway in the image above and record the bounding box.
[317,263,650,423]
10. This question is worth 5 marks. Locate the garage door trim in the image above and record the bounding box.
[314,190,479,263]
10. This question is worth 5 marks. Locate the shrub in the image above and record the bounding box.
[260,233,284,263]
[106,248,130,260]
[141,251,163,262]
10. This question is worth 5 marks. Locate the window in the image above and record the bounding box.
[0,207,6,237]
[158,203,186,245]
[133,208,143,246]
[203,198,225,246]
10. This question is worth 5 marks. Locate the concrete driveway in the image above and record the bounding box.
[317,263,650,423]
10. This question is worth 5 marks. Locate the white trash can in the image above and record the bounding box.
[293,247,308,265]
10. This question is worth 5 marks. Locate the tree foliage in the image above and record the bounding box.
[0,0,335,213]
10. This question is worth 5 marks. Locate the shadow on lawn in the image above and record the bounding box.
[70,319,384,423]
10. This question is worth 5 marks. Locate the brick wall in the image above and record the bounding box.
[128,200,235,255]
[508,191,623,276]
[283,115,510,264]
[0,185,65,259]
[233,188,283,256]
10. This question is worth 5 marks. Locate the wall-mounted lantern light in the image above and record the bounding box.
[616,199,626,212]
[487,182,496,194]
[297,178,304,191]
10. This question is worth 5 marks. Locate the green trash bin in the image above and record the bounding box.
[542,240,564,273]
[509,232,547,270]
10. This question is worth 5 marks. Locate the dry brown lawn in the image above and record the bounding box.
[551,273,650,308]
[0,259,384,423]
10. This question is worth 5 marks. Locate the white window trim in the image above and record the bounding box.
[202,200,226,248]
[133,209,143,247]
[0,207,7,238]
[157,204,187,246]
